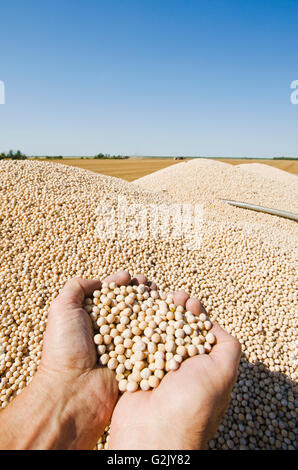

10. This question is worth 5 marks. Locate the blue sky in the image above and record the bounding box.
[0,0,297,157]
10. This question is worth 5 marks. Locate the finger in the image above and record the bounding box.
[185,298,207,316]
[57,278,101,307]
[80,279,102,297]
[173,290,190,307]
[147,281,158,290]
[131,274,148,286]
[103,270,131,286]
[209,323,241,381]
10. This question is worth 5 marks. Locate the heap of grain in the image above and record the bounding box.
[133,159,298,252]
[0,159,297,450]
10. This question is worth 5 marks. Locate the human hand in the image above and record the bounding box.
[36,271,131,449]
[108,274,241,450]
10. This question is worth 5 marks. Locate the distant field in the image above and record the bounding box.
[50,158,298,181]
[53,158,181,181]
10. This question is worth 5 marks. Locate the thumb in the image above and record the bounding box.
[209,323,241,383]
[54,278,101,310]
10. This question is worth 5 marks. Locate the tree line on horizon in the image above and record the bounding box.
[0,150,27,160]
[0,151,297,161]
[0,151,130,160]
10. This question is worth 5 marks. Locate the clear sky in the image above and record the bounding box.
[0,0,297,157]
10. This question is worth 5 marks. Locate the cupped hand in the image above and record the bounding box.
[38,269,240,450]
[108,274,241,450]
[37,270,130,449]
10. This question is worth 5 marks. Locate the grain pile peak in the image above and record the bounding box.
[235,162,297,184]
[0,159,297,450]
